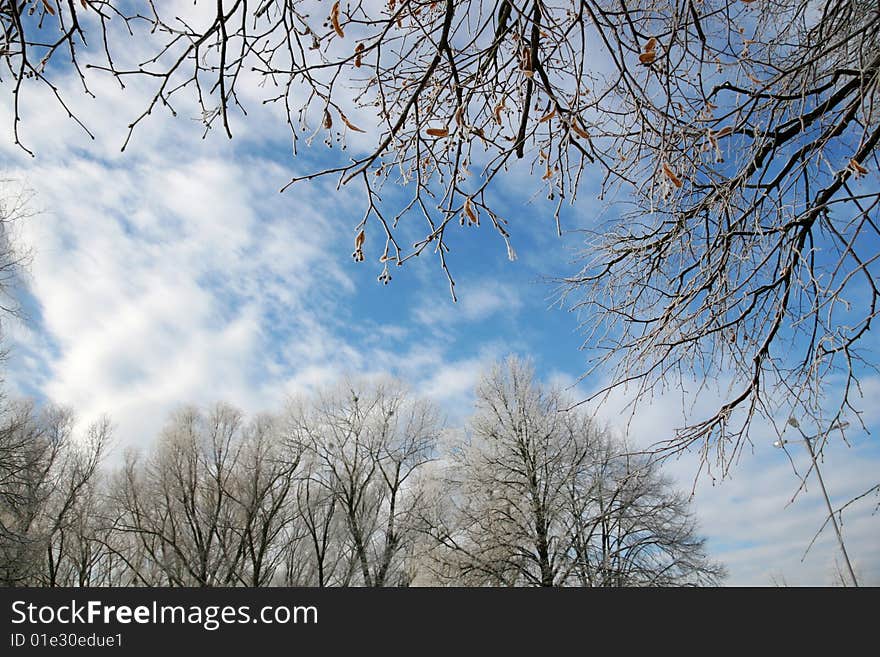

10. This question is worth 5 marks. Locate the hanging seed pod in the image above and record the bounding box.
[538,108,556,123]
[493,102,504,125]
[339,112,365,133]
[323,109,333,129]
[352,229,366,261]
[570,119,590,140]
[522,47,533,77]
[639,51,656,65]
[331,2,345,38]
[426,127,449,137]
[354,43,364,67]
[662,162,683,188]
[849,159,868,176]
[715,126,734,137]
[644,37,657,52]
[464,197,479,225]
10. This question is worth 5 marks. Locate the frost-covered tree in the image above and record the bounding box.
[284,379,441,586]
[0,401,109,586]
[423,357,725,586]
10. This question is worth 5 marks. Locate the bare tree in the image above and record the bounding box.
[282,449,352,586]
[0,400,58,586]
[50,477,114,586]
[109,404,248,586]
[101,391,439,587]
[562,0,880,478]
[565,438,726,586]
[38,414,110,586]
[423,357,724,586]
[423,357,594,586]
[284,379,441,586]
[223,412,300,586]
[100,454,175,586]
[0,400,110,586]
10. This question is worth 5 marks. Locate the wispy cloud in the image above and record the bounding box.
[584,373,880,585]
[413,280,524,328]
[2,28,877,587]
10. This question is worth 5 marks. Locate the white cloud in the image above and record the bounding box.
[1,56,365,456]
[413,279,523,327]
[418,357,484,409]
[584,373,880,585]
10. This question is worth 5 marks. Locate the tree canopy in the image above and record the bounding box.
[3,0,879,473]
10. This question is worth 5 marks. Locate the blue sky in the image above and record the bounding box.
[2,2,879,586]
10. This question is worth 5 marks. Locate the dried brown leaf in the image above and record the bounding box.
[339,112,365,133]
[538,108,556,123]
[494,102,504,125]
[662,162,683,188]
[570,119,590,140]
[331,2,344,38]
[464,198,479,225]
[850,159,868,175]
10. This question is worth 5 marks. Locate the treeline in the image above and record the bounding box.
[0,358,726,587]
